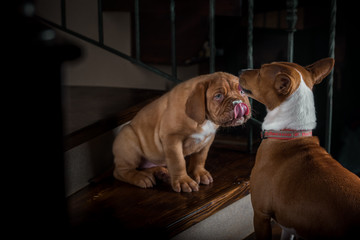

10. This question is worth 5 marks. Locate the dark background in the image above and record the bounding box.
[5,0,359,237]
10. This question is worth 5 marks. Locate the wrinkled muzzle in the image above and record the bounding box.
[233,100,249,119]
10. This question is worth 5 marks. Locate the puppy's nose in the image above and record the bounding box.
[238,68,252,76]
[232,100,243,106]
[233,100,249,118]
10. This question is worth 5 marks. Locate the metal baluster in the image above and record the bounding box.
[37,1,179,83]
[98,0,104,45]
[325,0,337,152]
[61,0,66,28]
[209,0,215,73]
[134,0,141,61]
[247,0,254,153]
[170,0,177,81]
[286,0,297,62]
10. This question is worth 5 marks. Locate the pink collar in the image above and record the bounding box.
[261,129,312,140]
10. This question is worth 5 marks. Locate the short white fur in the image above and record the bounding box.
[262,69,317,131]
[191,120,217,143]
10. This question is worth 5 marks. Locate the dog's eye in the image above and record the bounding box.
[214,93,224,101]
[242,88,253,95]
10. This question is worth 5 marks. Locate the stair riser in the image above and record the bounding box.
[64,126,121,196]
[172,194,254,240]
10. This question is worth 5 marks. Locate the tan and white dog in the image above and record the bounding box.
[113,72,251,192]
[239,58,360,239]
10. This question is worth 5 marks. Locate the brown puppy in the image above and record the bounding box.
[239,58,360,239]
[113,72,251,192]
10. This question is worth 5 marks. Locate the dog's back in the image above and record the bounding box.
[251,136,360,239]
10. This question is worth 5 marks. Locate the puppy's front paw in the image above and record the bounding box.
[172,175,199,193]
[191,168,213,185]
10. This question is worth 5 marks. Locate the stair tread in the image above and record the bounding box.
[63,86,164,151]
[67,147,255,237]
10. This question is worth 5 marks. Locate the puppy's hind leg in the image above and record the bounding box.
[145,166,170,184]
[113,125,155,188]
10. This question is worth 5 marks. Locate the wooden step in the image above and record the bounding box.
[63,86,165,151]
[67,147,255,238]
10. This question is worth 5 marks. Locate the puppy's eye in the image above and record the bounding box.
[214,93,224,101]
[238,85,245,95]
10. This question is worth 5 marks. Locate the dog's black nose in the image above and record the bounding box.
[238,69,252,76]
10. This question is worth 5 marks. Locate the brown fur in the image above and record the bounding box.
[252,137,360,239]
[239,58,334,110]
[240,58,360,239]
[113,72,251,192]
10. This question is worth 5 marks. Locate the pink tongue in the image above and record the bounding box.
[234,103,249,119]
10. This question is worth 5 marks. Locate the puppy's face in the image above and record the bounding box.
[186,72,251,126]
[206,74,251,126]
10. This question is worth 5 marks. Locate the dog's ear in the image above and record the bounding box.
[274,73,293,95]
[186,83,206,124]
[305,58,335,85]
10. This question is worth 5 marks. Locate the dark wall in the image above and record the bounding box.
[215,1,359,174]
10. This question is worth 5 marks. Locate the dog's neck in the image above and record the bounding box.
[262,70,317,131]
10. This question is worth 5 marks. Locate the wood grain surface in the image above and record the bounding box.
[67,147,255,238]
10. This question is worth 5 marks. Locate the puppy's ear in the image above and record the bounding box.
[275,73,293,95]
[305,58,335,85]
[186,83,206,124]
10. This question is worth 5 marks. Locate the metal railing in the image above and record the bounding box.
[246,0,336,153]
[325,0,337,152]
[37,0,216,83]
[37,0,337,153]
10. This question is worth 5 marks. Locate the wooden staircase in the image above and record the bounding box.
[64,86,258,239]
[43,0,261,237]
[68,147,254,238]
